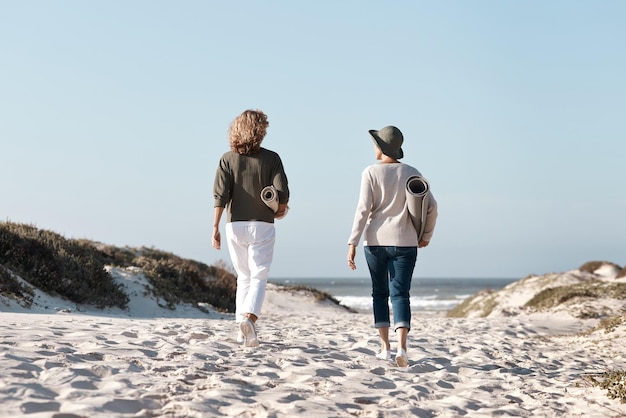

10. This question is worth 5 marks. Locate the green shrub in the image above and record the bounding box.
[0,264,35,307]
[134,250,236,312]
[275,284,357,313]
[447,289,497,318]
[586,371,626,403]
[524,282,626,311]
[579,261,622,274]
[0,222,128,308]
[0,221,237,313]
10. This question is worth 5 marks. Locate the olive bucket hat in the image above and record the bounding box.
[369,126,404,159]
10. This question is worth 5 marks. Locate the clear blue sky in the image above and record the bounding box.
[2,1,624,279]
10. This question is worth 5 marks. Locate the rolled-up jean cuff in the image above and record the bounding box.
[374,321,391,329]
[394,322,411,331]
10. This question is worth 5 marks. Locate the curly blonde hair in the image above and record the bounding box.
[228,109,269,155]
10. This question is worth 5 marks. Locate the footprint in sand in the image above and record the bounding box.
[19,401,61,414]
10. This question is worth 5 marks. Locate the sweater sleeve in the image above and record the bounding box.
[347,169,372,246]
[272,154,290,204]
[213,156,232,208]
[420,191,438,242]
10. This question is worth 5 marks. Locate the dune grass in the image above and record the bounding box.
[446,289,498,318]
[0,221,236,312]
[587,371,626,403]
[582,315,626,403]
[525,282,626,312]
[0,263,35,307]
[0,222,129,309]
[276,284,358,313]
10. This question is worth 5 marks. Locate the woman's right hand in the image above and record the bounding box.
[347,244,356,270]
[212,226,221,250]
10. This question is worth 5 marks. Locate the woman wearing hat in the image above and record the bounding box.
[347,126,438,367]
[212,109,290,348]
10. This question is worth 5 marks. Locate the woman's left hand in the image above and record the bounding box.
[275,203,289,219]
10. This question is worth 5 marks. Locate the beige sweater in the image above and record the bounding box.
[348,163,438,247]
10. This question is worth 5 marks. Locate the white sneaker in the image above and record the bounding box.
[376,350,392,361]
[240,318,259,347]
[395,348,408,367]
[236,330,244,343]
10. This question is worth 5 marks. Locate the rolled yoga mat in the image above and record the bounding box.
[261,185,287,219]
[405,176,430,241]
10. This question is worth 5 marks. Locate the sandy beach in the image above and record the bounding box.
[2,275,626,418]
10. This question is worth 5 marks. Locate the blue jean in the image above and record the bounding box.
[364,246,417,331]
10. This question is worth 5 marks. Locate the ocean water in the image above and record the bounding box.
[270,277,517,313]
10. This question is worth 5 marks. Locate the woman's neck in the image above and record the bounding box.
[379,156,399,164]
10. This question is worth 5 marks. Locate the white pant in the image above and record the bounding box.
[225,221,276,323]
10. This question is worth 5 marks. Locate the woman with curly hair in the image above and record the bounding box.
[212,109,290,347]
